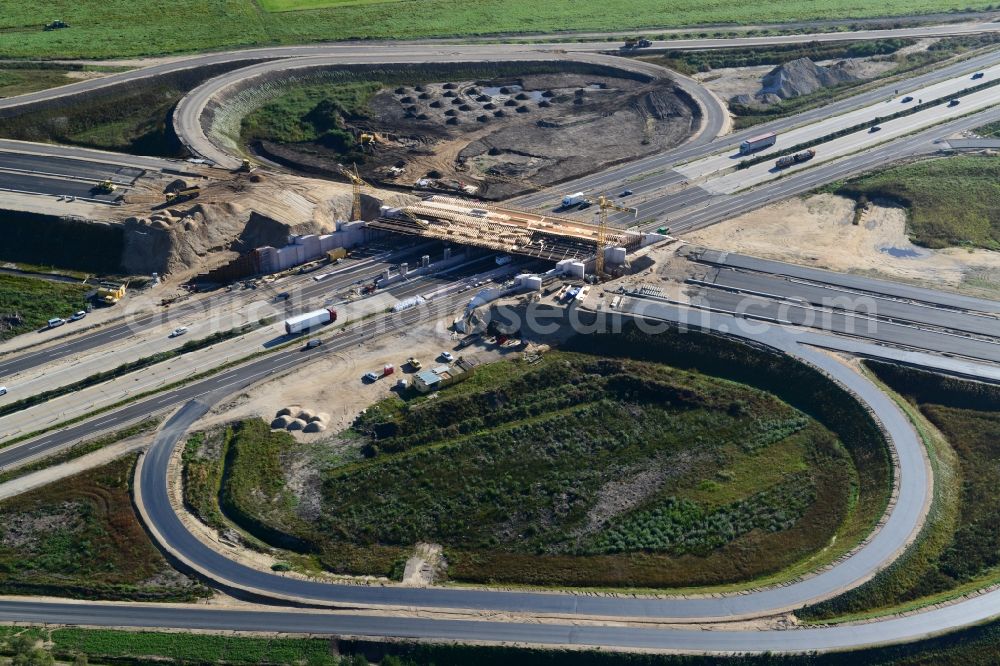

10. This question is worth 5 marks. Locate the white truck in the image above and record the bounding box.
[561,192,586,208]
[739,132,777,154]
[284,308,337,335]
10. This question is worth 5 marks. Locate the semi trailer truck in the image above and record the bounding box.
[775,149,816,169]
[284,308,337,334]
[739,132,777,154]
[562,192,586,207]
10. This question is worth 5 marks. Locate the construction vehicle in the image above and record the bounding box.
[775,149,816,169]
[622,37,652,50]
[739,132,777,154]
[590,195,637,277]
[359,132,385,151]
[284,308,337,335]
[95,180,116,194]
[407,357,422,371]
[238,158,256,173]
[97,281,127,305]
[165,186,201,203]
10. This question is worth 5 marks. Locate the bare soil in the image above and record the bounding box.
[262,72,697,201]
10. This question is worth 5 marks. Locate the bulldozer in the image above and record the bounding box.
[94,179,116,194]
[237,158,256,173]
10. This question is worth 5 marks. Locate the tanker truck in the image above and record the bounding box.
[284,308,337,335]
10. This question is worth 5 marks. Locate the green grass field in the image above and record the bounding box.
[0,0,993,59]
[0,273,89,341]
[836,155,1000,250]
[203,351,858,589]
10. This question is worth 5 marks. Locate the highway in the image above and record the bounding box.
[3,24,1000,655]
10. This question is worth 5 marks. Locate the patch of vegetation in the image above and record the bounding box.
[834,155,1000,250]
[0,62,130,98]
[15,622,1000,666]
[0,456,208,601]
[242,80,382,164]
[0,273,89,341]
[804,361,1000,620]
[0,61,256,157]
[1,1,993,59]
[210,344,858,589]
[641,38,913,76]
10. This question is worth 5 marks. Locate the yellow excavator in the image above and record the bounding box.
[95,179,116,194]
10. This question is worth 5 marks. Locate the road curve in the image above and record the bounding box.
[2,19,1000,114]
[171,50,724,169]
[134,305,928,626]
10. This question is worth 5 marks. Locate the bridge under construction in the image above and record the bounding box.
[369,196,647,264]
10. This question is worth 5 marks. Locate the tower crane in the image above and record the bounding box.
[339,163,370,221]
[590,194,637,277]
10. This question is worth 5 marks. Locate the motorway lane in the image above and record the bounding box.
[0,246,433,382]
[697,267,1000,338]
[513,47,1000,213]
[0,151,144,185]
[688,288,1000,364]
[690,249,1000,314]
[0,169,122,202]
[0,274,467,470]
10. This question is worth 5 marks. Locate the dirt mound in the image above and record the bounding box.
[759,57,858,99]
[117,172,413,276]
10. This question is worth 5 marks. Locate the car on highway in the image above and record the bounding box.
[276,292,291,301]
[304,338,323,349]
[869,125,882,133]
[0,386,7,396]
[46,317,65,329]
[619,189,633,197]
[973,72,985,79]
[948,99,960,107]
[68,311,87,321]
[901,96,914,103]
[169,326,188,338]
[440,351,454,362]
[313,273,330,281]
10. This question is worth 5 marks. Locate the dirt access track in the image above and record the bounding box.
[258,69,698,200]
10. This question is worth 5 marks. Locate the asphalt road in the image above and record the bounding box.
[690,248,1000,314]
[0,245,437,387]
[0,169,122,203]
[693,265,1000,338]
[0,298,944,653]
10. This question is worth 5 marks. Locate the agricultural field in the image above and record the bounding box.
[0,456,207,601]
[199,349,864,589]
[0,273,89,341]
[835,155,1000,250]
[805,362,1000,620]
[0,0,993,59]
